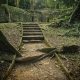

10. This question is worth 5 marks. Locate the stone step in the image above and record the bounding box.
[23,35,44,40]
[23,40,43,43]
[22,23,44,43]
[23,25,39,27]
[23,24,38,27]
[23,23,38,25]
[23,27,40,30]
[23,26,39,28]
[23,32,43,36]
[23,29,42,32]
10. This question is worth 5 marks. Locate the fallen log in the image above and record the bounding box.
[2,55,43,63]
[0,31,22,57]
[2,55,16,80]
[2,49,56,63]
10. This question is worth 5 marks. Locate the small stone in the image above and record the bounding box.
[0,61,4,63]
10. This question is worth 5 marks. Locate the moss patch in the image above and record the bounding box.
[0,23,22,50]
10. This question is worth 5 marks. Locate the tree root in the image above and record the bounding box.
[2,49,56,63]
[44,38,73,80]
[55,53,73,80]
[2,55,16,80]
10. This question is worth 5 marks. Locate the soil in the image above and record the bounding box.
[0,61,10,79]
[8,43,67,80]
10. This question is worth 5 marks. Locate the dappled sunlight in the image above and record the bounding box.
[0,0,80,80]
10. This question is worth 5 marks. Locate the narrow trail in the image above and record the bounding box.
[8,23,67,80]
[9,43,67,80]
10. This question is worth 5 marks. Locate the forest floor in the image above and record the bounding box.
[40,23,80,80]
[8,43,67,80]
[40,24,80,48]
[0,23,80,80]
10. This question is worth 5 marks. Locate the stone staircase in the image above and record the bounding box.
[22,23,44,43]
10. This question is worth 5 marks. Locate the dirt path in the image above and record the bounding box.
[8,43,67,80]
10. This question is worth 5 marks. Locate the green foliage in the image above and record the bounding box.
[8,6,31,22]
[64,23,80,37]
[0,0,79,10]
[19,0,30,9]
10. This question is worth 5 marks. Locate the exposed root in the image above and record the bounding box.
[2,55,16,80]
[44,38,73,80]
[55,53,73,80]
[2,49,55,63]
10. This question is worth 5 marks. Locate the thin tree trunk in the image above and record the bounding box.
[1,4,11,22]
[69,1,80,23]
[15,0,20,7]
[6,0,8,5]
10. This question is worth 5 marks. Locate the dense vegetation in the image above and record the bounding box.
[0,0,79,9]
[0,0,79,23]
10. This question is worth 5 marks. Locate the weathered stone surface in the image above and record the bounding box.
[0,7,7,23]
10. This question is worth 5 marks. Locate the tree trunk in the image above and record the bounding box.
[69,1,80,23]
[1,4,11,22]
[15,0,20,7]
[6,0,8,5]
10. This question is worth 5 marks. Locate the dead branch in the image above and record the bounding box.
[55,53,73,80]
[44,38,73,80]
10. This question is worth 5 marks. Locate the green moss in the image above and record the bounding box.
[8,6,31,22]
[0,23,22,50]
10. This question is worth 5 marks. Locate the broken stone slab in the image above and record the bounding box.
[0,31,22,57]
